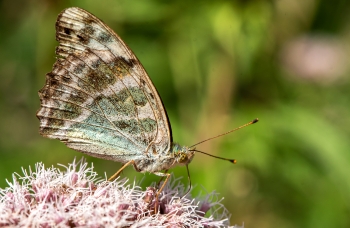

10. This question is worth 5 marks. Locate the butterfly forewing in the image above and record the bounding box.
[37,7,172,163]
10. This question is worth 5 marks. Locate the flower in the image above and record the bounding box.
[0,159,239,227]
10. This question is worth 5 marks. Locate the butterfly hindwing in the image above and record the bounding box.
[37,7,172,164]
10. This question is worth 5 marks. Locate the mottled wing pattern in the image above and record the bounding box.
[37,7,172,164]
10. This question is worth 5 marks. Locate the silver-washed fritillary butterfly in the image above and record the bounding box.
[37,7,258,197]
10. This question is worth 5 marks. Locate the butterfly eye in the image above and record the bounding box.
[179,153,188,163]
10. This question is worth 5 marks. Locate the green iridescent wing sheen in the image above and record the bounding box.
[37,7,172,164]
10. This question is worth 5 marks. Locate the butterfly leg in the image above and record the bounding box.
[156,169,168,188]
[108,160,138,181]
[153,172,171,213]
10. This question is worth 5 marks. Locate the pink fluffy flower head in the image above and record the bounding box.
[0,159,240,227]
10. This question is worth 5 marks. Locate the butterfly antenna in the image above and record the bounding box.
[191,149,236,164]
[189,118,258,148]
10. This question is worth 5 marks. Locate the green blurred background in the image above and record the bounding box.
[1,0,350,227]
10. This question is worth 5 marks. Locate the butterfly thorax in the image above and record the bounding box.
[133,143,194,173]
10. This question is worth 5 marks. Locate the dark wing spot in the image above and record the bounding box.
[102,93,136,117]
[81,25,95,35]
[38,72,63,99]
[61,103,82,119]
[77,33,89,45]
[49,77,59,87]
[114,119,141,134]
[114,101,136,117]
[46,102,82,120]
[149,93,154,100]
[126,58,138,68]
[69,90,88,104]
[91,59,101,68]
[129,87,147,106]
[140,79,146,88]
[40,118,65,135]
[98,32,113,43]
[110,57,138,77]
[73,63,85,74]
[114,88,129,103]
[140,118,157,133]
[77,35,84,41]
[85,63,116,91]
[117,57,136,68]
[62,74,71,83]
[63,28,72,35]
[83,113,113,128]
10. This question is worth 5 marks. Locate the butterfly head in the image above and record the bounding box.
[172,143,195,166]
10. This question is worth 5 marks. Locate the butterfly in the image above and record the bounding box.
[37,7,258,197]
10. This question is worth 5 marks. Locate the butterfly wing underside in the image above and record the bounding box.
[37,7,172,164]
